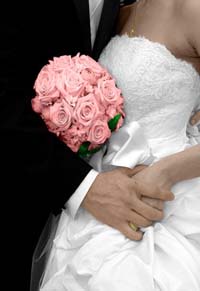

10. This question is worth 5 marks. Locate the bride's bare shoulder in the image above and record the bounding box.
[179,0,200,22]
[181,0,200,11]
[173,0,200,60]
[181,0,200,55]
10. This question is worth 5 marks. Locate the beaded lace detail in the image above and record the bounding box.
[99,35,200,140]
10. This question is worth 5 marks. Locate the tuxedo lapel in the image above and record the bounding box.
[73,0,92,54]
[92,0,120,60]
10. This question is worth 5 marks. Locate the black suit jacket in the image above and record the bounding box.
[0,1,121,290]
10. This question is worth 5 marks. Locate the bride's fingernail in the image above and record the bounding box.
[190,119,195,125]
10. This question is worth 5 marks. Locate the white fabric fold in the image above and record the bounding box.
[89,121,154,172]
[39,33,200,291]
[187,122,200,144]
[65,121,154,220]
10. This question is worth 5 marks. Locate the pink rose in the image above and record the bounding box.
[31,96,42,113]
[38,95,60,106]
[97,79,122,105]
[56,69,85,97]
[88,119,111,145]
[34,65,59,97]
[85,84,94,94]
[41,106,50,120]
[106,105,125,130]
[39,107,57,133]
[117,104,125,115]
[74,93,101,126]
[76,55,103,75]
[106,105,118,119]
[106,104,125,117]
[81,68,99,85]
[44,120,58,134]
[48,100,72,131]
[63,94,78,108]
[49,56,73,72]
[61,126,87,152]
[31,53,125,156]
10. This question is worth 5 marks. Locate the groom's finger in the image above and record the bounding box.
[119,223,143,241]
[126,210,152,228]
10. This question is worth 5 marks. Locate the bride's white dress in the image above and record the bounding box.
[40,35,200,291]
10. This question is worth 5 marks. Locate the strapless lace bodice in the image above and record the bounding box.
[40,36,200,291]
[99,35,200,141]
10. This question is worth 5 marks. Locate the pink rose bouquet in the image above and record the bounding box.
[31,54,125,157]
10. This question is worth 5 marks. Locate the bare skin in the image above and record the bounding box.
[82,0,200,240]
[134,145,200,203]
[117,0,200,229]
[134,145,200,223]
[82,166,174,240]
[190,111,200,125]
[117,0,200,73]
[117,0,200,125]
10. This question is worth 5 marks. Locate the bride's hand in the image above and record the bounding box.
[190,110,200,125]
[133,161,175,213]
[134,164,173,194]
[82,165,174,241]
[141,196,164,211]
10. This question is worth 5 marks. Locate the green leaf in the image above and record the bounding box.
[108,113,122,132]
[78,142,90,157]
[88,146,101,154]
[78,142,102,158]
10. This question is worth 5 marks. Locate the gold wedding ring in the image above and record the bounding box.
[128,222,138,232]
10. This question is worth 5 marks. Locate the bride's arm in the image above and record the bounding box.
[136,0,200,192]
[156,145,200,185]
[185,1,200,128]
[133,145,200,195]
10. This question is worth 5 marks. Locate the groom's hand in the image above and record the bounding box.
[82,166,174,241]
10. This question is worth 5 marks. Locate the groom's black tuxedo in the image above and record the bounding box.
[0,0,125,290]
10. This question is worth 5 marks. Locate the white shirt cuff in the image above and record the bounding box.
[66,169,99,218]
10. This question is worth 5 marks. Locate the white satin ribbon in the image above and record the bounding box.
[89,121,154,172]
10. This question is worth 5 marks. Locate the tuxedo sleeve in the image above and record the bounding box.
[1,56,93,214]
[0,9,96,213]
[1,108,93,211]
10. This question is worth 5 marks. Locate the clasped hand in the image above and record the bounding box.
[82,111,200,241]
[82,164,174,241]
